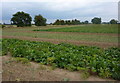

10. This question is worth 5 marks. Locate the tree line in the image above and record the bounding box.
[10,11,118,27]
[52,19,89,25]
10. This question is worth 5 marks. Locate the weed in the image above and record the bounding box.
[13,57,30,64]
[81,71,90,79]
[62,78,70,81]
[38,64,47,70]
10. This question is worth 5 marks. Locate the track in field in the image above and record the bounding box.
[2,35,118,48]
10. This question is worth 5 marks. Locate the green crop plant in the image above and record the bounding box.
[2,39,120,80]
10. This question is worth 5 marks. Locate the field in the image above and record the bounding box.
[34,24,118,33]
[2,24,119,48]
[1,24,120,81]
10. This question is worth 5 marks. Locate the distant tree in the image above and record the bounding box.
[67,20,71,25]
[110,19,118,24]
[84,20,89,24]
[102,22,109,24]
[53,19,81,25]
[64,20,70,25]
[34,14,47,26]
[71,20,75,25]
[49,23,53,25]
[53,19,60,25]
[65,20,69,25]
[91,17,101,24]
[81,22,84,24]
[60,20,65,25]
[74,19,80,25]
[11,11,32,27]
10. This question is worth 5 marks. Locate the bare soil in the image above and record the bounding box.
[2,36,119,48]
[2,55,116,81]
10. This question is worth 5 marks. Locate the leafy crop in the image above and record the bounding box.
[2,39,120,80]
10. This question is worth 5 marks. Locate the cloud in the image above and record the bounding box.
[118,1,120,22]
[1,0,119,2]
[1,0,118,23]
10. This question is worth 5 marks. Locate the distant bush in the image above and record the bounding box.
[2,25,5,28]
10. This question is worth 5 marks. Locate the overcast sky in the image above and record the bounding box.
[1,0,119,24]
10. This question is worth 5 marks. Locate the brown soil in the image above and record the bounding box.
[2,36,119,48]
[2,55,116,81]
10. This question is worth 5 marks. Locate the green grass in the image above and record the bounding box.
[2,31,118,43]
[2,24,119,44]
[34,24,119,33]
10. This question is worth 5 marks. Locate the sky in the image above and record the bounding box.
[1,0,119,24]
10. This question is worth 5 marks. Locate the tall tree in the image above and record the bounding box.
[34,14,47,26]
[110,19,118,24]
[91,17,101,24]
[11,11,32,27]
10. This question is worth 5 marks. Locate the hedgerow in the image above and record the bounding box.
[2,39,120,80]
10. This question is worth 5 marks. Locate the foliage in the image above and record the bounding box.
[53,19,80,25]
[83,20,89,24]
[62,78,70,81]
[91,17,101,24]
[13,57,30,64]
[2,25,5,28]
[53,19,89,25]
[11,11,32,27]
[81,71,90,79]
[34,14,47,26]
[2,39,120,80]
[110,19,118,24]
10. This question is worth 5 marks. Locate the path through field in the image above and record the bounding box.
[2,35,118,48]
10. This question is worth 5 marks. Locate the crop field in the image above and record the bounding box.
[2,24,119,48]
[2,38,120,80]
[1,24,120,81]
[34,24,118,33]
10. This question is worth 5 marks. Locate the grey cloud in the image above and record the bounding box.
[1,1,118,24]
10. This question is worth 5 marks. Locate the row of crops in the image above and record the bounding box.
[1,39,120,80]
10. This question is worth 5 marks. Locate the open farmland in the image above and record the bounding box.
[2,24,119,48]
[34,24,119,33]
[2,38,120,81]
[2,24,120,81]
[1,0,120,82]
